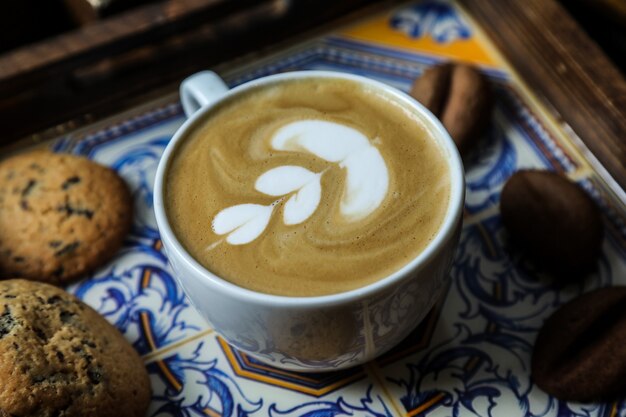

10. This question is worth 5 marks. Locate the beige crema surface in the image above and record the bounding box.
[165,78,450,296]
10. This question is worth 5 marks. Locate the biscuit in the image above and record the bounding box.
[501,170,603,278]
[410,63,493,156]
[0,151,132,284]
[0,279,150,417]
[532,287,626,402]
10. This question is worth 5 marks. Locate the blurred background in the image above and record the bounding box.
[1,0,624,146]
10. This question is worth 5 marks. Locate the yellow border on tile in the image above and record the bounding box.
[407,392,446,416]
[216,337,364,396]
[365,362,405,416]
[143,328,215,363]
[338,4,497,67]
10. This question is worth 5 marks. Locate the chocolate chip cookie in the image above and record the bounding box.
[0,151,132,284]
[0,279,150,417]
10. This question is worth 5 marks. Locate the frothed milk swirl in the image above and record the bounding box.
[165,78,450,296]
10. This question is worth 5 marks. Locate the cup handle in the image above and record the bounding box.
[180,71,229,118]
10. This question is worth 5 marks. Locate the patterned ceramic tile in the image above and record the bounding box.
[146,336,397,416]
[65,244,208,356]
[12,0,623,415]
[374,214,624,417]
[57,113,210,355]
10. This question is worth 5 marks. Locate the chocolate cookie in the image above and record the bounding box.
[0,151,132,284]
[500,170,603,278]
[410,63,493,155]
[532,287,626,402]
[0,279,150,417]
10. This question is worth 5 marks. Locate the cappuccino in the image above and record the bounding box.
[165,78,450,296]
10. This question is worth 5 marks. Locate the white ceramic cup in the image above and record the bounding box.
[154,70,464,372]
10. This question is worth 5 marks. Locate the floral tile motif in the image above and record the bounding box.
[64,241,208,356]
[338,0,497,67]
[29,0,626,414]
[146,337,396,416]
[389,1,471,43]
[375,214,621,417]
[215,336,367,397]
[146,336,261,417]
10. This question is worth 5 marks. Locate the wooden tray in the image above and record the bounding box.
[2,1,625,415]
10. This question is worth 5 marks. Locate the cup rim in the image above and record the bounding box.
[154,70,464,308]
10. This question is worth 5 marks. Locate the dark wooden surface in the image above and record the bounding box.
[0,0,383,146]
[0,0,241,79]
[1,0,625,193]
[460,0,626,191]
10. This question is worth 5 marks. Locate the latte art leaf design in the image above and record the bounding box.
[282,174,322,225]
[271,120,389,221]
[271,120,370,161]
[212,203,275,245]
[255,166,318,196]
[339,145,389,221]
[255,166,323,225]
[209,119,389,247]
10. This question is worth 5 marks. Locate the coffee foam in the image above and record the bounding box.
[211,119,389,245]
[165,78,450,296]
[272,121,388,221]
